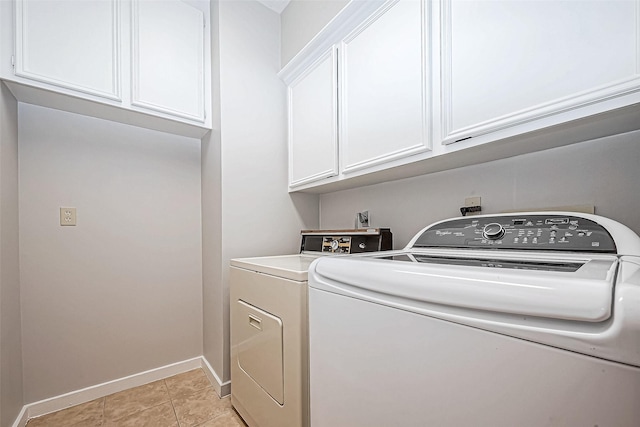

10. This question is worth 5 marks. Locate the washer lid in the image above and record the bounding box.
[310,253,619,322]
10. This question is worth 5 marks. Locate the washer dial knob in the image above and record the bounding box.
[483,223,505,240]
[330,239,340,251]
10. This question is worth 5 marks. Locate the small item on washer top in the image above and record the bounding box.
[460,205,482,216]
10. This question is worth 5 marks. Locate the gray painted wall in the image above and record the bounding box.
[280,0,349,66]
[202,0,225,390]
[19,104,203,403]
[0,82,23,427]
[320,130,640,246]
[202,0,319,385]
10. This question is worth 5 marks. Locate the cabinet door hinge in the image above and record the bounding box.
[11,55,15,67]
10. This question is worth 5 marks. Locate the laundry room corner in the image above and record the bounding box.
[200,0,320,397]
[0,79,23,427]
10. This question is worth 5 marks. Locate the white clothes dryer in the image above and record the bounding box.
[230,228,392,427]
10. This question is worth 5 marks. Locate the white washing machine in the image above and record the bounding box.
[308,212,640,427]
[230,228,392,427]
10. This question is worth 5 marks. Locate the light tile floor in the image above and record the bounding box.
[26,369,247,427]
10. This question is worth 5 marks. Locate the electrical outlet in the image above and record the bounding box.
[461,196,482,216]
[356,211,369,228]
[60,207,77,226]
[465,196,481,207]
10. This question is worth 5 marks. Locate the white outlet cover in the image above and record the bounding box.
[465,197,481,207]
[60,207,77,226]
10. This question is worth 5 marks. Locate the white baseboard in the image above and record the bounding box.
[12,356,229,427]
[11,406,28,427]
[200,356,231,397]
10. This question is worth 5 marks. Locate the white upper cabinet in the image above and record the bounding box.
[288,48,338,188]
[132,0,205,122]
[15,0,120,100]
[281,0,640,192]
[7,0,211,137]
[442,0,640,144]
[340,0,430,173]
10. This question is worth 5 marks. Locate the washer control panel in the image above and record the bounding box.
[413,215,616,253]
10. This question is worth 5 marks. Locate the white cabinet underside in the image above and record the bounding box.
[4,0,211,137]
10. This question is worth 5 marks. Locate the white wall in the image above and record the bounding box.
[19,104,203,403]
[0,0,23,421]
[202,0,225,393]
[280,0,349,66]
[201,0,319,387]
[320,130,640,247]
[0,83,23,427]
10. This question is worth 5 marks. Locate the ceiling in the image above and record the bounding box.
[256,0,292,14]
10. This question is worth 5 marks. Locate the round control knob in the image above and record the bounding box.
[358,242,366,250]
[330,239,340,251]
[483,223,505,240]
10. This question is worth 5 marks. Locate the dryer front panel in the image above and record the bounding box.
[236,300,284,404]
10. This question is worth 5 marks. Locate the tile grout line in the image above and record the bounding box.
[166,378,183,427]
[109,400,174,424]
[103,379,173,425]
[101,397,106,426]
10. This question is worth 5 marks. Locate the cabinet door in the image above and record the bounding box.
[442,0,640,144]
[340,0,430,174]
[132,0,205,122]
[15,0,120,100]
[288,48,338,188]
